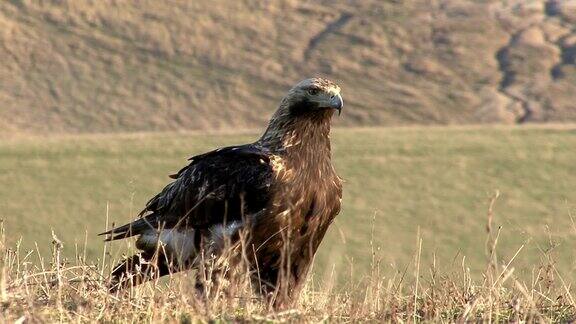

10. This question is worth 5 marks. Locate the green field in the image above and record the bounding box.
[1,126,575,282]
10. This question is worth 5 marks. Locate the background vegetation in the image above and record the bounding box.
[2,126,576,321]
[2,126,575,283]
[1,0,576,136]
[1,0,575,321]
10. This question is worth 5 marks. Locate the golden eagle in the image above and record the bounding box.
[100,78,343,307]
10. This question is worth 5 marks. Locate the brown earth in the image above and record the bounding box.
[0,0,575,135]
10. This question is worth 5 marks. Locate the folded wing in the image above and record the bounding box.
[99,144,274,241]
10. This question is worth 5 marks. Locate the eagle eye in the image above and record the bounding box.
[307,89,320,96]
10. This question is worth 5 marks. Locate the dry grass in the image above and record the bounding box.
[1,0,575,135]
[2,203,575,323]
[2,126,575,321]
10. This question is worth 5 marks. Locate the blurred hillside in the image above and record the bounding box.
[1,0,575,135]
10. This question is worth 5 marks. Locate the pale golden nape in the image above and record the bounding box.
[292,78,341,95]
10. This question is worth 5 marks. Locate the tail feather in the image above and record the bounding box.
[99,215,158,241]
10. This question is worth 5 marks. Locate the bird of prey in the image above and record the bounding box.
[100,77,343,308]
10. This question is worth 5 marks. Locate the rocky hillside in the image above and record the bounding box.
[0,0,575,135]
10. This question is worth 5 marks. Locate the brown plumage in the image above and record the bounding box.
[100,77,343,308]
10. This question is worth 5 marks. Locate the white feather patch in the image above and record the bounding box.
[139,229,197,264]
[209,221,243,241]
[137,222,243,262]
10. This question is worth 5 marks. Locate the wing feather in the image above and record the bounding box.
[99,144,273,241]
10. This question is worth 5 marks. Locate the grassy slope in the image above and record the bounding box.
[1,0,575,136]
[1,126,575,282]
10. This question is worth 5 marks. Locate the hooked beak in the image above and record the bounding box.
[329,93,343,115]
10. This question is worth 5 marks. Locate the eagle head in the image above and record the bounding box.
[280,78,343,117]
[260,78,343,150]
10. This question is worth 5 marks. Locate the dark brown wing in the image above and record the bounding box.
[99,144,273,241]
